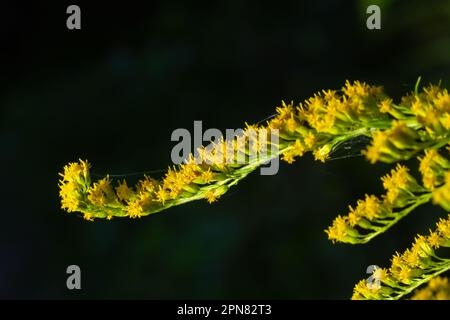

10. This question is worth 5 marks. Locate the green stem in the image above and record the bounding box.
[392,260,450,300]
[359,193,433,244]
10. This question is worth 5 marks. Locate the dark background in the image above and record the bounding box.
[1,0,449,299]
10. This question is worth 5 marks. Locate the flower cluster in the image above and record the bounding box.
[411,276,450,300]
[419,149,450,190]
[59,80,450,299]
[59,81,389,220]
[352,215,450,300]
[59,160,90,213]
[326,164,429,244]
[363,85,450,164]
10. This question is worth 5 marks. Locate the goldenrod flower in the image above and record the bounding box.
[352,215,450,300]
[363,121,422,164]
[411,277,450,300]
[418,149,450,190]
[58,81,450,299]
[326,165,430,244]
[432,172,450,211]
[381,164,424,206]
[115,179,135,202]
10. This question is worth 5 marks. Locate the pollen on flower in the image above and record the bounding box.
[205,190,219,204]
[363,131,388,164]
[162,167,186,198]
[201,168,215,184]
[88,176,113,206]
[381,164,419,205]
[59,162,82,182]
[356,194,385,220]
[343,80,371,98]
[325,215,352,243]
[281,152,296,164]
[379,98,394,114]
[286,117,298,132]
[115,179,134,202]
[180,162,200,182]
[59,180,80,212]
[347,207,361,227]
[373,267,388,283]
[303,132,317,149]
[433,176,450,212]
[126,195,152,218]
[83,212,94,221]
[352,280,369,300]
[412,235,433,257]
[88,187,105,206]
[418,149,449,190]
[427,230,442,249]
[397,266,415,285]
[292,139,305,155]
[436,217,450,238]
[137,175,158,194]
[313,145,331,162]
[411,277,450,300]
[402,248,420,268]
[156,186,169,205]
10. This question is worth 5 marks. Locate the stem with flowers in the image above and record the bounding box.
[59,79,450,299]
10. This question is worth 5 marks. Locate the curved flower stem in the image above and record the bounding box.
[391,260,450,300]
[360,193,433,244]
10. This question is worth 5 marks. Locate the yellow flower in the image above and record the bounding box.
[356,194,385,220]
[59,159,90,183]
[347,207,361,227]
[381,164,420,206]
[115,179,134,202]
[402,248,420,268]
[286,117,298,132]
[87,176,114,206]
[137,175,158,194]
[59,180,81,212]
[325,215,352,243]
[281,152,296,164]
[83,212,94,221]
[281,140,306,164]
[379,98,394,114]
[58,159,92,212]
[303,132,317,149]
[156,187,169,205]
[433,174,450,212]
[205,190,218,204]
[436,217,450,238]
[411,277,450,300]
[180,162,200,182]
[201,168,215,184]
[373,267,389,283]
[363,131,388,164]
[313,144,332,162]
[364,121,420,164]
[396,264,421,285]
[126,200,143,218]
[427,230,442,249]
[343,80,371,97]
[419,149,450,190]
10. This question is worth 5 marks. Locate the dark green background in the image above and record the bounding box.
[1,0,450,299]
